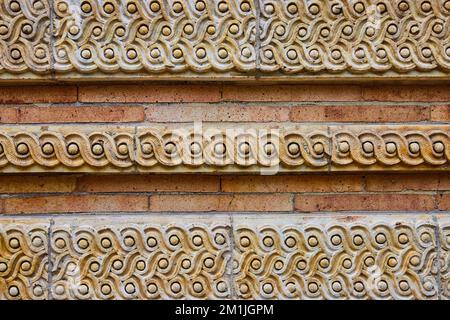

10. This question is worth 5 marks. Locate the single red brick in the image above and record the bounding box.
[18,105,145,123]
[3,195,148,214]
[290,105,429,122]
[79,84,222,103]
[149,194,293,212]
[0,86,77,104]
[294,194,436,212]
[222,85,362,102]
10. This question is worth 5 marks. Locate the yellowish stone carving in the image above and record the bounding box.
[0,124,448,172]
[1,214,449,299]
[1,0,449,80]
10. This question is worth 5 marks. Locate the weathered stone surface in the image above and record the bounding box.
[0,124,448,173]
[0,218,49,300]
[1,0,450,80]
[1,214,449,299]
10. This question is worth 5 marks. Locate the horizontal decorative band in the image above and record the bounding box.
[0,0,449,81]
[0,214,448,299]
[0,124,448,172]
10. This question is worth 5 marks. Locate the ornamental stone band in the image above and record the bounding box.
[0,0,449,81]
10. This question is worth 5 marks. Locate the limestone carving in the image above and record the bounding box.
[1,0,449,79]
[1,214,449,299]
[0,125,448,172]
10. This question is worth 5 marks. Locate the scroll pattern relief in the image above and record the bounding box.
[259,0,450,73]
[1,0,450,77]
[50,217,232,299]
[0,215,449,299]
[0,0,51,74]
[438,216,450,298]
[53,0,257,74]
[0,125,448,172]
[233,215,442,299]
[0,220,49,300]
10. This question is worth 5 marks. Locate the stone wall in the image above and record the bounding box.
[0,0,449,300]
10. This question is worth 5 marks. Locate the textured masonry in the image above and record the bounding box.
[1,214,449,300]
[0,0,449,80]
[0,0,450,301]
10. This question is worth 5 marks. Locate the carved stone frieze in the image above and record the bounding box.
[1,0,449,80]
[0,124,448,172]
[0,214,449,299]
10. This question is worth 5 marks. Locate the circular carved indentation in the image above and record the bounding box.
[150,1,160,12]
[81,1,92,13]
[398,233,409,244]
[308,235,318,247]
[433,141,445,153]
[387,257,398,268]
[91,143,104,156]
[192,235,203,246]
[218,1,228,13]
[9,237,20,249]
[262,283,273,294]
[399,280,410,291]
[125,283,136,294]
[410,255,420,266]
[9,285,19,297]
[141,143,153,155]
[342,258,352,269]
[287,3,298,14]
[421,1,432,12]
[164,142,176,155]
[375,233,387,244]
[90,262,100,272]
[78,284,89,295]
[55,237,66,249]
[423,281,433,291]
[32,236,43,247]
[80,49,92,60]
[33,285,44,296]
[338,141,350,153]
[308,4,320,15]
[42,142,54,155]
[331,235,342,245]
[203,257,214,268]
[147,237,157,247]
[181,259,191,269]
[285,236,296,248]
[67,143,79,155]
[377,280,388,292]
[398,1,409,11]
[124,236,135,247]
[240,236,250,247]
[171,282,182,293]
[0,262,8,272]
[103,2,114,14]
[127,2,137,14]
[387,24,398,35]
[10,48,21,60]
[10,1,21,12]
[158,258,169,269]
[117,143,128,155]
[308,282,319,293]
[364,256,375,267]
[101,284,111,295]
[263,236,274,247]
[101,237,111,249]
[169,235,180,246]
[77,238,89,249]
[214,142,226,156]
[193,282,203,293]
[16,143,29,155]
[354,281,364,292]
[215,233,226,245]
[354,2,365,13]
[353,235,364,246]
[332,281,342,292]
[147,283,157,294]
[409,142,420,154]
[297,260,307,270]
[420,232,432,243]
[54,284,65,295]
[112,259,123,270]
[385,142,397,154]
[196,0,205,11]
[319,258,330,268]
[362,141,374,153]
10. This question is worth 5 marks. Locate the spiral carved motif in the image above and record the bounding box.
[0,125,448,172]
[234,215,444,299]
[1,215,449,299]
[0,222,49,300]
[50,217,231,299]
[1,0,449,78]
[0,0,51,74]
